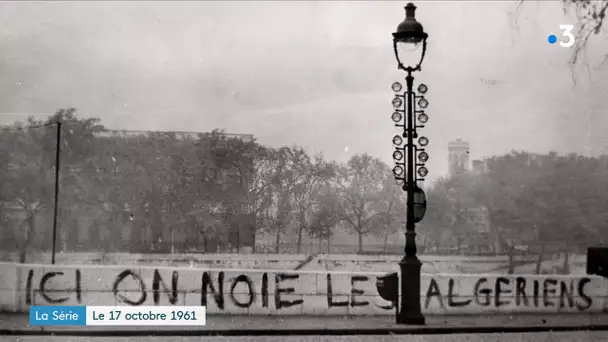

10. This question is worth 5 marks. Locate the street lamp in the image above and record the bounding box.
[390,2,429,325]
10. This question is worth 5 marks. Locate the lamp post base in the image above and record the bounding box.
[397,255,425,325]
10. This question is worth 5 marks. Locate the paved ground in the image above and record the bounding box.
[2,313,608,335]
[2,332,608,342]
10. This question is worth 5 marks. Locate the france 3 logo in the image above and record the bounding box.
[548,25,574,48]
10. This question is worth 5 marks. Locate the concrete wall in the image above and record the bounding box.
[305,254,511,273]
[0,262,393,315]
[0,262,606,315]
[0,252,588,276]
[302,254,587,275]
[0,252,307,270]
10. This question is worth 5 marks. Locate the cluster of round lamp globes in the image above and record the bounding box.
[391,81,430,183]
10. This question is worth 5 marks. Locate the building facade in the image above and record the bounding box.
[444,139,500,254]
[448,139,470,177]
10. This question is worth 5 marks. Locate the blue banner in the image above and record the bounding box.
[29,306,87,326]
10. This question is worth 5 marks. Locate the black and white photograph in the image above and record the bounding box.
[1,1,608,341]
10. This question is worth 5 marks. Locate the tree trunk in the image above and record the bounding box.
[91,218,103,251]
[327,236,331,254]
[357,232,364,254]
[507,246,515,274]
[317,234,322,253]
[296,226,303,254]
[110,213,127,252]
[236,223,241,253]
[66,215,79,252]
[383,230,389,253]
[19,213,36,264]
[296,211,305,254]
[535,243,546,275]
[274,224,281,254]
[250,221,257,254]
[562,251,570,275]
[203,233,208,253]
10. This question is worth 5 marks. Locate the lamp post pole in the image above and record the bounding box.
[51,121,61,265]
[405,71,416,257]
[390,2,429,325]
[399,71,424,325]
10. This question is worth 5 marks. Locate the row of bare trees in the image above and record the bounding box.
[0,110,407,260]
[3,110,606,262]
[423,151,608,272]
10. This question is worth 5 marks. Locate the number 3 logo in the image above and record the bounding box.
[560,25,575,48]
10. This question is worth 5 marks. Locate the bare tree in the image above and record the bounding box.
[309,185,342,254]
[265,147,298,254]
[0,118,55,262]
[375,177,405,254]
[336,154,389,254]
[290,151,336,254]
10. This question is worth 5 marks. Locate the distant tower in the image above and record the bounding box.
[448,139,470,177]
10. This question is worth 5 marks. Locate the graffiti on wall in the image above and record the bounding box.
[21,267,599,314]
[23,268,394,313]
[422,276,594,311]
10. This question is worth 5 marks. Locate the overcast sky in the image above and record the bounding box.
[1,1,607,180]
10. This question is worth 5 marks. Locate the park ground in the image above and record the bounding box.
[2,313,608,335]
[2,331,608,342]
[2,332,608,342]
